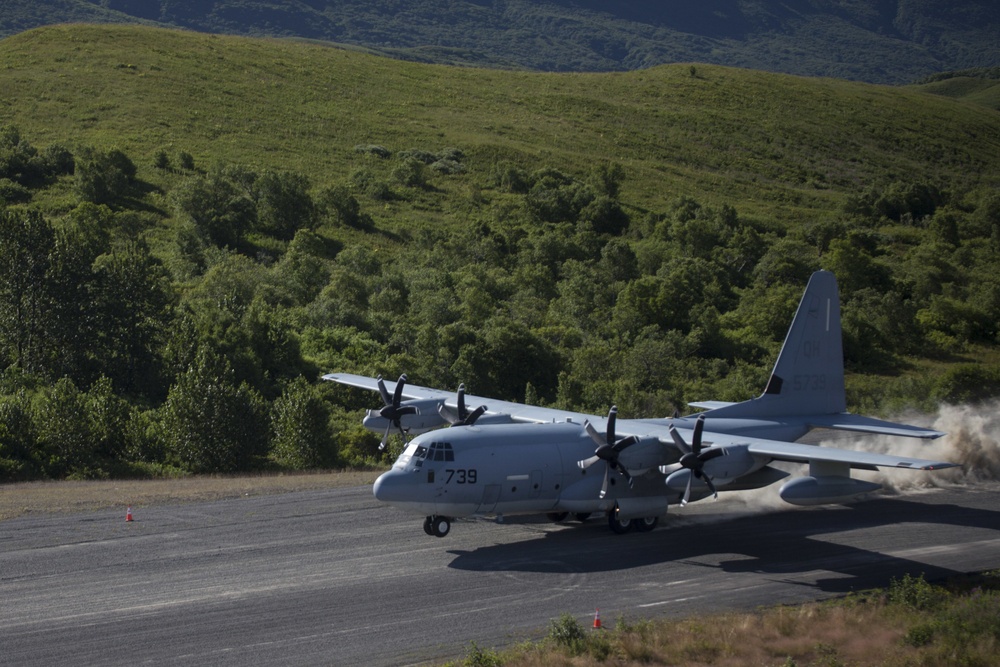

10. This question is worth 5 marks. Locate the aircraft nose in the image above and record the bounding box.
[373,468,408,503]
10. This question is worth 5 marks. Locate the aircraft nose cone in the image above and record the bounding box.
[373,469,407,503]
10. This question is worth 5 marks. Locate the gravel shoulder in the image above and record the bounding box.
[0,470,382,521]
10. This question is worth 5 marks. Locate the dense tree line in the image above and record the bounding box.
[1,127,999,481]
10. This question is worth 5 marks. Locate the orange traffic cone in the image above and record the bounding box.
[126,506,133,522]
[593,608,601,629]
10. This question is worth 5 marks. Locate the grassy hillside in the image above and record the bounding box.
[4,0,999,83]
[3,24,999,232]
[910,68,1000,111]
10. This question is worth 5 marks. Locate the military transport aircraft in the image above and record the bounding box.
[324,271,956,537]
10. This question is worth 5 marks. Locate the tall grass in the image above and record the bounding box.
[446,572,1000,667]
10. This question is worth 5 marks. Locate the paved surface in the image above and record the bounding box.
[2,482,999,666]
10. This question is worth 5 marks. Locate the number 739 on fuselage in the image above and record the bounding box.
[324,271,955,538]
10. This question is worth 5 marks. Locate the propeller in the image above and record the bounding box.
[667,415,724,505]
[438,383,487,427]
[577,406,639,499]
[376,374,417,450]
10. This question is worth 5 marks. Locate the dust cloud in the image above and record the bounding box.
[667,401,1000,525]
[851,401,1000,491]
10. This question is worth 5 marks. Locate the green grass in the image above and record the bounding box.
[910,76,1000,111]
[3,24,999,236]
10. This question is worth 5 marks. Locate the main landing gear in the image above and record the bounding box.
[423,515,451,537]
[608,514,659,534]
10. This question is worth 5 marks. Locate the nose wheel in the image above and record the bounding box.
[423,515,451,537]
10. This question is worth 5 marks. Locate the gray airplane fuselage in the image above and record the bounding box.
[372,416,799,519]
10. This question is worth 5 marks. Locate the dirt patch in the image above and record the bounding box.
[0,470,383,522]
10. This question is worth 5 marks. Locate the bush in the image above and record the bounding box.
[548,613,587,654]
[0,178,31,204]
[391,157,427,188]
[354,144,391,158]
[888,573,945,611]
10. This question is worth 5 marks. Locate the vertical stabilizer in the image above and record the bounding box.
[708,270,846,418]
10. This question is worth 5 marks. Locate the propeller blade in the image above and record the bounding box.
[613,435,638,453]
[456,383,466,420]
[668,424,692,455]
[599,466,610,499]
[463,405,487,426]
[379,421,392,451]
[703,474,719,500]
[692,414,705,455]
[392,374,407,407]
[615,463,635,488]
[376,375,392,406]
[578,455,601,470]
[584,421,605,448]
[606,406,618,444]
[681,470,693,506]
[701,447,725,462]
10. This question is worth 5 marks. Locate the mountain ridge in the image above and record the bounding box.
[2,0,998,84]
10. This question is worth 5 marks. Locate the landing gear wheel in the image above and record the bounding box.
[547,512,569,522]
[634,516,659,532]
[430,515,451,538]
[423,516,435,536]
[608,513,633,534]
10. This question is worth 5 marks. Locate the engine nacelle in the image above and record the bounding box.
[613,496,670,520]
[779,476,882,506]
[363,398,448,435]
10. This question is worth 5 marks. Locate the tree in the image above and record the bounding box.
[450,318,560,402]
[34,377,96,478]
[171,170,256,248]
[0,391,39,481]
[255,170,317,240]
[161,347,268,473]
[318,184,372,230]
[0,209,55,375]
[272,229,333,305]
[270,376,335,469]
[75,147,137,206]
[589,162,625,199]
[153,149,170,170]
[90,239,174,395]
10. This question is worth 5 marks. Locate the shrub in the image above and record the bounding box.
[354,144,391,158]
[888,573,944,611]
[547,613,588,654]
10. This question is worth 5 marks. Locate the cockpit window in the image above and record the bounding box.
[396,442,453,469]
[426,442,454,462]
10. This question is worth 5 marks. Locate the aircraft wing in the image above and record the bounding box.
[323,373,957,472]
[322,373,599,424]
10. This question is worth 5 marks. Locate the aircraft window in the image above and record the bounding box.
[414,446,428,459]
[434,450,445,461]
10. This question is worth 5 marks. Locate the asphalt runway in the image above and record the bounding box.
[2,481,999,666]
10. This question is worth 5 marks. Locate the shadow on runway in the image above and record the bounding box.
[446,494,1000,594]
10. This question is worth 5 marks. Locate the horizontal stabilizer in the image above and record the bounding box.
[807,414,945,440]
[688,401,736,411]
[747,440,956,471]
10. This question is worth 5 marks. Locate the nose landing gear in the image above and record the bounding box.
[423,515,451,537]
